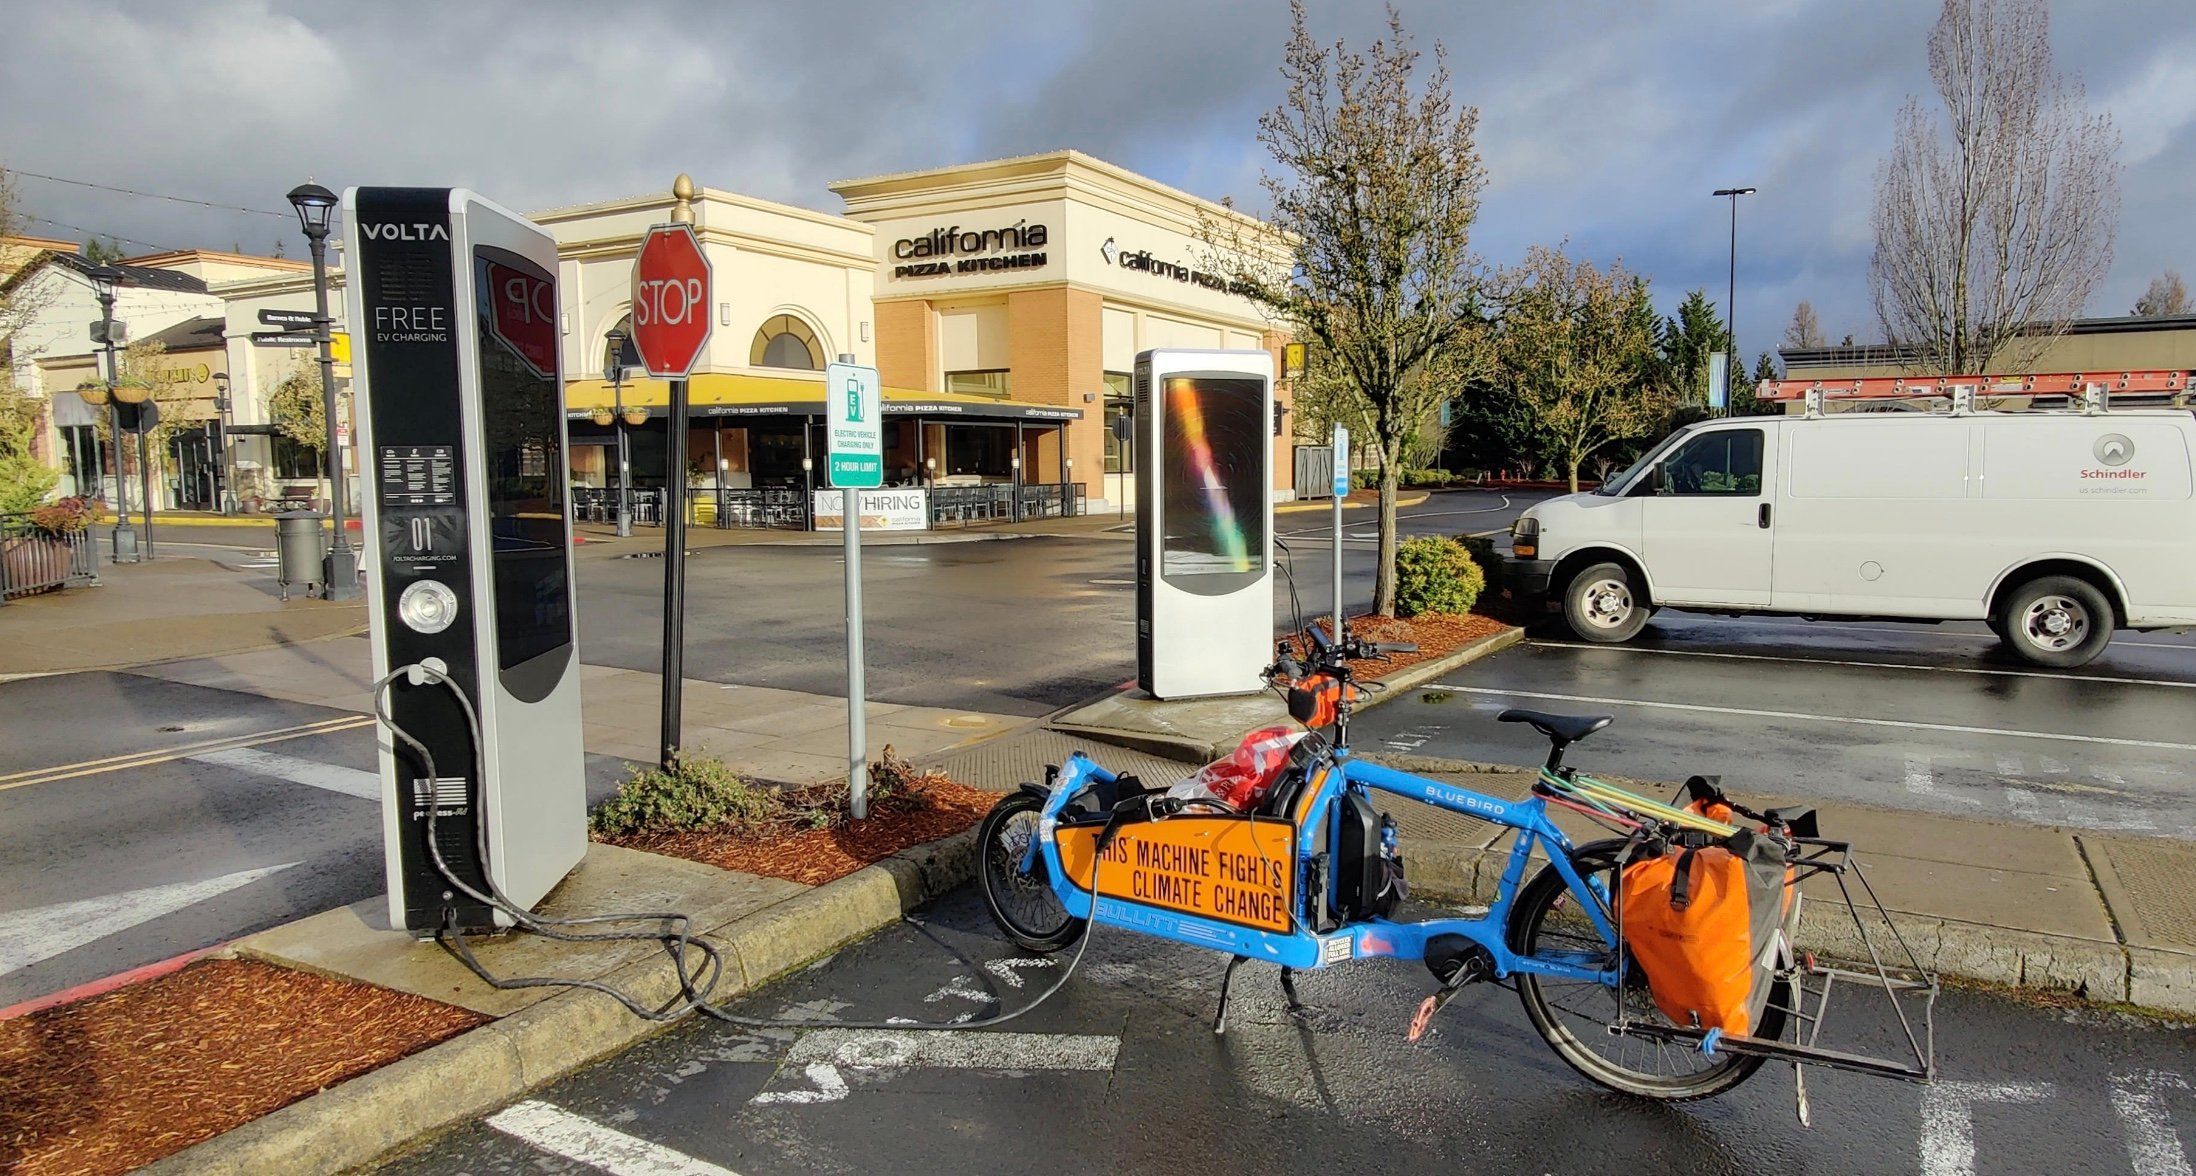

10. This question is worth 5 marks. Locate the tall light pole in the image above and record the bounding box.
[1713,187,1756,403]
[288,182,359,601]
[605,327,634,537]
[80,265,139,563]
[211,371,236,515]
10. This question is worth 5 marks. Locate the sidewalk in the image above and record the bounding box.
[0,556,365,679]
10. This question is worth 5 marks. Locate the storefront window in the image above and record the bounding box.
[750,315,823,371]
[1103,371,1132,473]
[60,425,105,495]
[946,370,1011,399]
[271,433,322,479]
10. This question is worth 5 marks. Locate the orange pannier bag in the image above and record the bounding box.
[1618,828,1792,1036]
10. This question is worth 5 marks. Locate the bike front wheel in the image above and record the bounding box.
[1508,839,1786,1101]
[975,792,1086,953]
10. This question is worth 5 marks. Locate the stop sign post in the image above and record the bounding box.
[632,224,713,770]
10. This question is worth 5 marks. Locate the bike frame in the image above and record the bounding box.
[1026,745,1622,985]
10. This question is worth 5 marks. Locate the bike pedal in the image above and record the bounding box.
[1407,983,1464,1043]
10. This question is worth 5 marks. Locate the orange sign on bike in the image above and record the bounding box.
[1057,817,1296,933]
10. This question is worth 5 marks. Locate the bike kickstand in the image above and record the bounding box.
[1279,966,1311,1017]
[1213,955,1248,1036]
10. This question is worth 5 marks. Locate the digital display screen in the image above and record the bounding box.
[1160,375,1266,584]
[471,246,571,683]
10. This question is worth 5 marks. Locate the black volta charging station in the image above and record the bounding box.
[344,188,587,934]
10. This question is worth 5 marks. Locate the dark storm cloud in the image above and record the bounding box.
[3,0,2188,352]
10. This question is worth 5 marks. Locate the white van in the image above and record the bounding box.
[1503,408,2196,667]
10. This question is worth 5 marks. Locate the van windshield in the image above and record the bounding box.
[1596,435,1681,496]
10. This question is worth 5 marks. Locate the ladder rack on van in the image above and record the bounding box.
[1755,370,2192,418]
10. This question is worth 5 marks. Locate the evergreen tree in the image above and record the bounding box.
[1660,290,1732,407]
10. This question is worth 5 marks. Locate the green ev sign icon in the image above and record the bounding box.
[826,360,882,488]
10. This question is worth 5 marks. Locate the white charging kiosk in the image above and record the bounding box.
[1134,348,1276,699]
[345,187,587,933]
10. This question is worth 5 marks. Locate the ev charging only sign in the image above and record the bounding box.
[826,361,883,488]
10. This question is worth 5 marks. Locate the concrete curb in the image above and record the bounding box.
[1273,491,1431,515]
[1050,623,1524,764]
[140,828,980,1176]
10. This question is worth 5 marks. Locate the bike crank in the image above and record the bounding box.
[1408,936,1496,1043]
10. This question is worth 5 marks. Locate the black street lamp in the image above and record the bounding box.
[605,327,634,537]
[288,181,358,600]
[211,371,236,516]
[1713,186,1756,404]
[81,264,140,563]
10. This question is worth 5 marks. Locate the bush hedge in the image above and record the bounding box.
[1394,535,1487,617]
[588,753,781,837]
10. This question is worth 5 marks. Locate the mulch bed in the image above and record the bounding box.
[1312,610,1512,678]
[0,958,484,1176]
[601,776,998,886]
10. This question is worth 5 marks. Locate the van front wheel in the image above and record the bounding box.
[1999,576,2113,668]
[1563,562,1649,643]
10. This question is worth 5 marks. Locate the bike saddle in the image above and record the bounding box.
[1498,708,1614,745]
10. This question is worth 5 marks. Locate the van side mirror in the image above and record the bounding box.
[1633,465,1663,497]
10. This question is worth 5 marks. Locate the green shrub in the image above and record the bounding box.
[1394,535,1487,617]
[1401,468,1456,488]
[589,753,781,837]
[1457,532,1498,574]
[0,454,58,516]
[1350,469,1380,491]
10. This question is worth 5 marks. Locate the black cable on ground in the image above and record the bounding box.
[373,663,1113,1032]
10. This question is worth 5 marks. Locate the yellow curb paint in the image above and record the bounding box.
[0,715,374,792]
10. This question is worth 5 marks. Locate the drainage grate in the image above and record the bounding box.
[2093,839,2196,951]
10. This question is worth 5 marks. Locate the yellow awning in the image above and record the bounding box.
[563,371,1081,421]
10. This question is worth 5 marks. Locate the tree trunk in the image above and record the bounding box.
[1373,460,1401,617]
[1567,454,1581,494]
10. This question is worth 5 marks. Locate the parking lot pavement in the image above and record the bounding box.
[379,887,2196,1176]
[1353,611,2196,838]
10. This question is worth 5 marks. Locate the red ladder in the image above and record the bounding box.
[1756,370,2191,401]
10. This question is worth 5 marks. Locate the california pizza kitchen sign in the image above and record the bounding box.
[891,221,1049,279]
[1099,236,1254,296]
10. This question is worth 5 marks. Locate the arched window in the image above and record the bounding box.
[750,314,822,371]
[600,315,640,378]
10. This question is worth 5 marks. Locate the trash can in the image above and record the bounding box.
[275,511,328,601]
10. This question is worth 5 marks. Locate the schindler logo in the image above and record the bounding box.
[361,222,450,241]
[2094,433,2134,466]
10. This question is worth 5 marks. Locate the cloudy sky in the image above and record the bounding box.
[4,0,2191,357]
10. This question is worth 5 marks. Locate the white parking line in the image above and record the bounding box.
[1528,640,2196,689]
[1920,1081,2053,1176]
[487,1100,740,1176]
[1428,683,2196,752]
[186,747,379,800]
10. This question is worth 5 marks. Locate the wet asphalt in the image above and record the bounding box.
[378,886,2196,1176]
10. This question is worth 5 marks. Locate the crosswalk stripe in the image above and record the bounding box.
[487,1100,742,1176]
[186,746,379,800]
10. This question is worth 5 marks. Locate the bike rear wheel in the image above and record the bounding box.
[1509,840,1786,1101]
[976,793,1085,953]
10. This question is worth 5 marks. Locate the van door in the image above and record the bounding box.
[1638,424,1775,606]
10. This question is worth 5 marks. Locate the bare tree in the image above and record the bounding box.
[1492,247,1667,493]
[1869,0,2119,374]
[1783,301,1826,349]
[1202,2,1488,616]
[2133,271,2190,317]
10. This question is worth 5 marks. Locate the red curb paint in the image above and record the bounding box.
[0,941,229,1021]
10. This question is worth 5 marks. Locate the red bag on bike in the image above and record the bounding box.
[1618,829,1791,1036]
[1168,725,1307,811]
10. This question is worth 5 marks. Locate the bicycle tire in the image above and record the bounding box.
[1508,839,1787,1101]
[976,793,1086,953]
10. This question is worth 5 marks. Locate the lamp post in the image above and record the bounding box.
[211,371,236,516]
[605,327,633,537]
[1712,186,1756,403]
[288,182,358,600]
[83,265,138,563]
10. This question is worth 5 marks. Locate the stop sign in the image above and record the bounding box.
[630,224,713,378]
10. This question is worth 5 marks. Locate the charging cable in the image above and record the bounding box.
[371,662,1112,1031]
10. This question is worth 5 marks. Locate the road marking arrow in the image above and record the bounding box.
[0,862,299,978]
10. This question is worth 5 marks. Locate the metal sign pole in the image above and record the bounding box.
[843,484,867,819]
[660,376,689,770]
[1331,424,1349,640]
